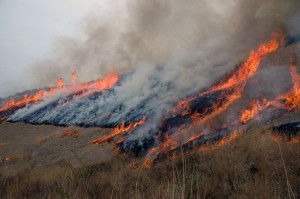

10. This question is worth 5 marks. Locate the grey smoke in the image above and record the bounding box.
[1,0,299,162]
[23,0,298,89]
[4,0,300,127]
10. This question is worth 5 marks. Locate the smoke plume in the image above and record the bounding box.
[24,0,299,90]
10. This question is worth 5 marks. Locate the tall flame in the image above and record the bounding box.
[56,78,64,89]
[71,71,77,88]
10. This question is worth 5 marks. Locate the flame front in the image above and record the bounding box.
[240,65,300,125]
[175,33,283,114]
[1,31,298,168]
[141,33,284,166]
[0,71,119,114]
[92,116,147,145]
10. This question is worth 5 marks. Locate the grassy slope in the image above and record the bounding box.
[0,121,299,199]
[0,43,299,199]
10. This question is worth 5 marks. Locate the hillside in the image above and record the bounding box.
[0,112,299,198]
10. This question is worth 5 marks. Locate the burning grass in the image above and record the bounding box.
[0,32,299,198]
[0,123,299,199]
[0,70,119,114]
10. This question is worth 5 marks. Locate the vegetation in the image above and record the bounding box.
[1,128,299,199]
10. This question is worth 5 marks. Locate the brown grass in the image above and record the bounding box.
[1,126,299,199]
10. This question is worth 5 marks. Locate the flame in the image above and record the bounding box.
[56,78,64,89]
[71,71,77,87]
[144,129,241,168]
[175,33,283,114]
[190,90,242,126]
[198,131,240,151]
[92,116,147,145]
[2,31,297,167]
[240,65,300,125]
[0,70,119,113]
[142,34,283,166]
[282,65,300,110]
[76,70,119,98]
[0,90,46,112]
[240,100,264,124]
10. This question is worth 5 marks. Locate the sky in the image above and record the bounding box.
[0,0,110,97]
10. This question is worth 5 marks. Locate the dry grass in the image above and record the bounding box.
[0,127,300,199]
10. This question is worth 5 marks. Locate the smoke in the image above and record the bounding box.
[20,0,296,89]
[2,0,300,161]
[2,0,300,116]
[5,0,299,124]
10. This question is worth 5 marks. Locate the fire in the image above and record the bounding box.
[76,70,119,98]
[190,90,242,125]
[141,34,283,166]
[282,65,300,110]
[209,35,282,93]
[92,116,147,145]
[175,33,283,114]
[144,130,204,163]
[240,65,300,125]
[0,70,119,114]
[198,131,240,151]
[1,31,298,168]
[71,71,77,87]
[240,100,264,124]
[56,77,64,89]
[0,91,46,113]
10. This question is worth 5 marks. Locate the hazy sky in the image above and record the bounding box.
[0,0,110,97]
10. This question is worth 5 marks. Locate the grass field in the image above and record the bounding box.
[0,115,299,198]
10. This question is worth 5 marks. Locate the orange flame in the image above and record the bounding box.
[56,78,64,89]
[240,65,300,125]
[240,100,264,124]
[198,131,240,151]
[143,33,283,167]
[71,71,77,87]
[92,116,147,145]
[282,65,300,110]
[76,71,119,98]
[175,33,283,114]
[0,70,119,113]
